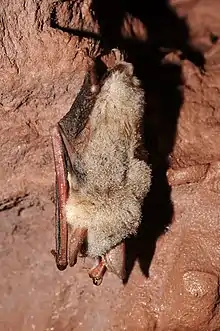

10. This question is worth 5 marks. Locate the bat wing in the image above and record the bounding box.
[51,115,91,271]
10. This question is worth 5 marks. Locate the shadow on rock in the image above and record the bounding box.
[91,0,205,283]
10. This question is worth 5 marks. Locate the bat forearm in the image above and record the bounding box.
[51,125,69,270]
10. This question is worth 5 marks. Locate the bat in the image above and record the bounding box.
[51,55,152,285]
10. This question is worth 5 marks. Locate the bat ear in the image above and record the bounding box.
[103,242,126,280]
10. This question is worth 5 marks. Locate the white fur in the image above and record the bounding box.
[65,62,151,257]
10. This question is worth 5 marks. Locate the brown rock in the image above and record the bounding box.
[1,0,220,330]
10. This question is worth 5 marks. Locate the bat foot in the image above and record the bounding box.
[88,257,107,286]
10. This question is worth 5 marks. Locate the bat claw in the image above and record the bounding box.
[51,249,68,271]
[92,277,103,286]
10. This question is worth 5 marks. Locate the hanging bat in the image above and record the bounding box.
[51,56,152,285]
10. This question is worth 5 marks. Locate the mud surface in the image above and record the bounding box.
[1,0,220,330]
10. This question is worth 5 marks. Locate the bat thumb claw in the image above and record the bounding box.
[51,249,68,271]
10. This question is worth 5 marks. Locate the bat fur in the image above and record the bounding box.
[65,61,151,257]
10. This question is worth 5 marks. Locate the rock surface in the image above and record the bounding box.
[1,0,220,330]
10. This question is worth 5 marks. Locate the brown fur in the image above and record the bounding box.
[65,61,151,257]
